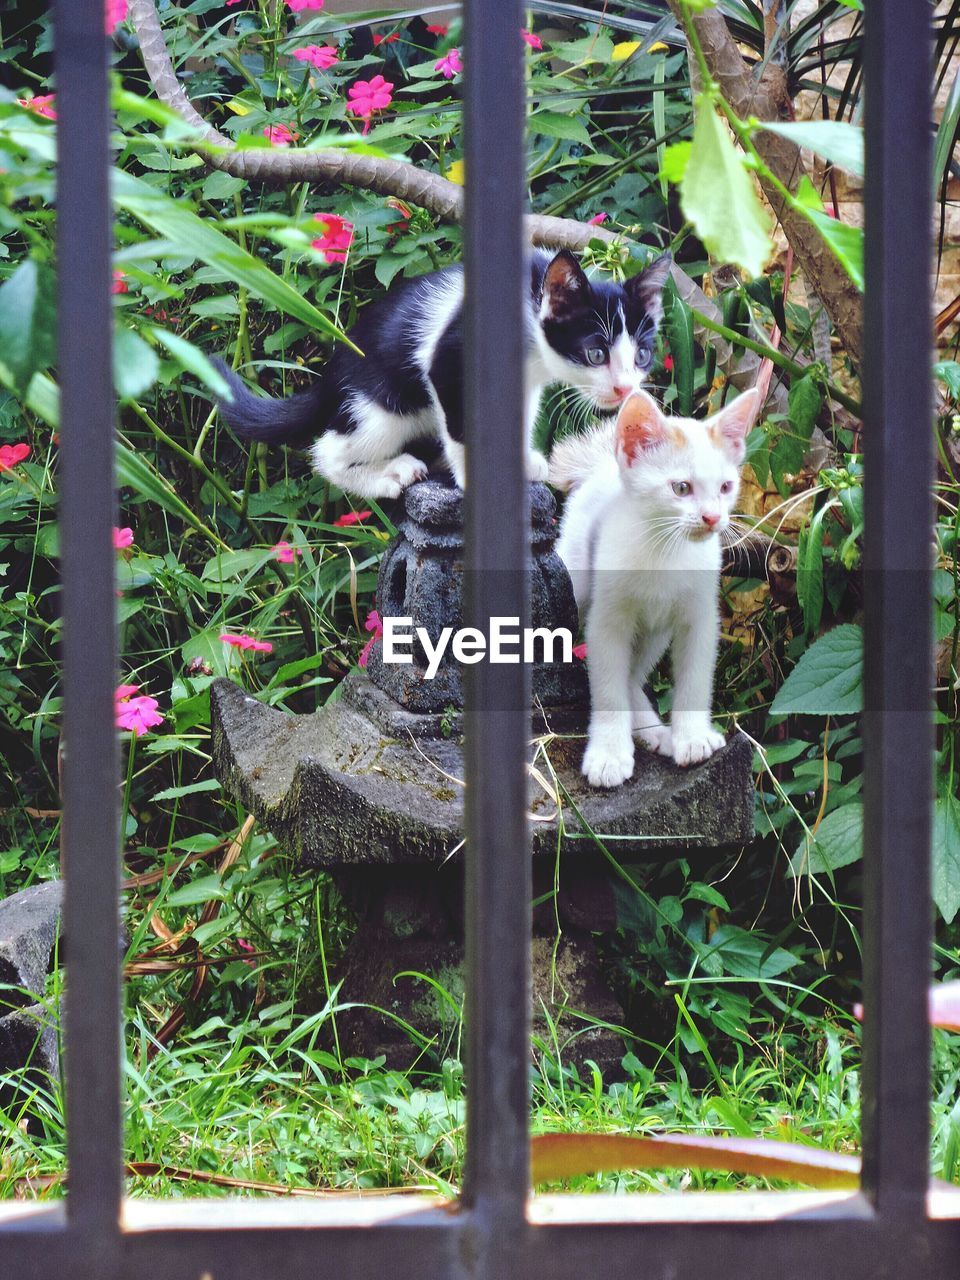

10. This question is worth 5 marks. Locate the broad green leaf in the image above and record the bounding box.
[680,101,773,278]
[664,290,694,415]
[697,925,800,979]
[151,778,221,802]
[934,67,960,196]
[770,624,863,717]
[201,548,272,582]
[149,326,233,399]
[529,111,592,146]
[112,171,356,350]
[758,120,864,177]
[660,141,691,185]
[163,872,229,908]
[797,515,825,636]
[806,210,864,291]
[0,258,56,392]
[789,804,863,877]
[788,372,822,439]
[114,327,160,400]
[935,360,960,400]
[934,792,960,924]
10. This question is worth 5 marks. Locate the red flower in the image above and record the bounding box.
[0,443,30,472]
[521,30,543,50]
[346,75,394,133]
[426,23,448,36]
[272,540,302,563]
[105,0,127,31]
[17,95,57,120]
[358,609,383,668]
[264,123,299,146]
[115,684,164,737]
[333,509,372,527]
[292,44,339,70]
[663,354,674,372]
[111,269,129,295]
[435,48,463,79]
[312,213,354,264]
[220,633,274,653]
[372,31,400,46]
[572,643,587,660]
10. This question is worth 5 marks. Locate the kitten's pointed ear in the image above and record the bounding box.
[616,390,667,466]
[541,250,590,317]
[710,388,760,462]
[624,251,672,327]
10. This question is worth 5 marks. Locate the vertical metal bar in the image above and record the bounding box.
[462,0,530,1245]
[861,0,932,1215]
[56,0,123,1244]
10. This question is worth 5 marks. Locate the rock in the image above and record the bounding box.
[0,880,62,1010]
[0,880,62,1086]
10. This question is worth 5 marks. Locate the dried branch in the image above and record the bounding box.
[128,0,769,391]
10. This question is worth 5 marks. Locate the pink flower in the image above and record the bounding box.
[358,609,383,668]
[0,443,30,472]
[588,212,608,225]
[272,540,302,563]
[292,44,339,70]
[521,30,543,50]
[312,213,354,264]
[113,526,134,550]
[111,269,128,295]
[17,95,57,120]
[105,0,127,31]
[333,509,372,527]
[573,643,587,660]
[220,633,274,654]
[226,0,245,5]
[115,684,164,737]
[426,23,449,36]
[435,48,463,79]
[346,75,394,134]
[372,31,399,46]
[264,123,298,147]
[663,353,674,372]
[236,937,258,967]
[286,0,324,10]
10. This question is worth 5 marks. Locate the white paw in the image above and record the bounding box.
[385,453,429,491]
[526,449,550,482]
[672,728,726,767]
[582,736,635,788]
[637,723,673,756]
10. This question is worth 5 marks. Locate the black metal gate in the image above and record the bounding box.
[1,0,955,1276]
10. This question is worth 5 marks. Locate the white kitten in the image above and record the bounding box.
[551,387,759,787]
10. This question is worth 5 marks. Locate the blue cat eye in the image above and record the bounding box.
[672,480,692,496]
[635,348,652,367]
[585,346,606,366]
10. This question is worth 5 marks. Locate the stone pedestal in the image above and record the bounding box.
[211,480,754,1075]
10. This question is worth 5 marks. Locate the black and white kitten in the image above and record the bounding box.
[217,248,671,500]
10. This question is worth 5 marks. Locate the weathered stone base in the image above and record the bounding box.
[212,676,753,1073]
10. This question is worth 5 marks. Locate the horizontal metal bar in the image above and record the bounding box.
[55,0,123,1256]
[461,0,531,1247]
[2,1198,960,1280]
[860,0,933,1216]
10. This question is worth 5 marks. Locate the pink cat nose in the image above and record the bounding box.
[612,385,631,400]
[701,511,720,529]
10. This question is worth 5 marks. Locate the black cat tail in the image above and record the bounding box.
[213,359,325,449]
